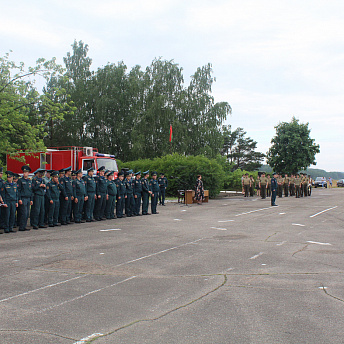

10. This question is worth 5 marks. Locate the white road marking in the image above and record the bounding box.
[74,333,104,344]
[249,252,264,260]
[115,238,206,267]
[309,206,338,218]
[38,276,136,313]
[174,219,182,221]
[319,286,328,289]
[307,241,332,246]
[218,220,234,223]
[0,276,86,303]
[276,241,287,246]
[100,228,121,231]
[235,207,272,217]
[181,210,187,212]
[223,204,228,206]
[210,227,227,230]
[292,223,305,227]
[261,264,267,266]
[99,253,105,255]
[279,212,286,215]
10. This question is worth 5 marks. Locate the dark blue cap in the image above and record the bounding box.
[21,165,31,172]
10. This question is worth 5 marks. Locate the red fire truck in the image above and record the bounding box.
[6,146,119,177]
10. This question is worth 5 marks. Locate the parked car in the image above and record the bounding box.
[337,179,344,187]
[314,177,327,188]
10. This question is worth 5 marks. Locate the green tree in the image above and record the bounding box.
[221,125,264,171]
[0,52,71,163]
[266,117,320,174]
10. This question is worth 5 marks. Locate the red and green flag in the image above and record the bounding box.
[169,124,173,142]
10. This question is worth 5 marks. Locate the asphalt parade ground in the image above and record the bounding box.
[0,188,343,344]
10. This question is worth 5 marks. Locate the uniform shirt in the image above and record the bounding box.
[260,176,268,185]
[95,175,108,195]
[60,176,73,196]
[243,176,250,185]
[107,180,118,197]
[271,177,277,191]
[31,176,46,196]
[83,175,96,194]
[17,177,32,200]
[303,176,309,185]
[149,179,160,194]
[73,178,87,197]
[158,177,168,189]
[115,178,126,196]
[133,178,142,195]
[284,177,289,185]
[2,181,18,203]
[294,177,301,185]
[277,177,284,185]
[46,180,66,201]
[124,178,133,195]
[289,177,295,184]
[142,178,150,193]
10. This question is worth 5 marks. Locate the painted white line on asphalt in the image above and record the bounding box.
[276,241,287,246]
[235,207,272,217]
[249,252,264,260]
[309,206,338,218]
[210,227,227,230]
[319,286,328,289]
[307,241,332,246]
[39,276,136,313]
[74,333,104,344]
[0,276,86,303]
[174,219,182,221]
[100,228,121,231]
[218,220,234,223]
[181,210,187,212]
[115,238,207,267]
[292,223,305,227]
[261,264,267,266]
[100,253,105,255]
[279,213,286,215]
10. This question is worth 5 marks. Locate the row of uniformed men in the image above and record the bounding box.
[242,172,312,198]
[0,166,168,234]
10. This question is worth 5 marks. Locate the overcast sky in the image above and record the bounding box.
[1,0,343,171]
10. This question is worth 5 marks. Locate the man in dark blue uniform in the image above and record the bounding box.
[105,171,117,219]
[31,169,47,229]
[115,171,126,218]
[149,171,160,214]
[46,171,66,227]
[59,166,73,225]
[141,170,151,215]
[94,166,108,221]
[1,171,19,233]
[17,165,33,231]
[133,171,142,216]
[271,172,278,207]
[73,169,87,223]
[83,167,97,222]
[124,171,134,217]
[158,173,168,206]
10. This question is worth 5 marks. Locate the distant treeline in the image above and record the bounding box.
[260,165,344,180]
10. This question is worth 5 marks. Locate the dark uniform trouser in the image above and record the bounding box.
[260,185,266,198]
[290,184,295,196]
[134,193,141,215]
[284,185,289,197]
[0,207,4,229]
[116,196,125,218]
[94,194,106,220]
[85,193,95,221]
[277,185,283,197]
[105,195,116,219]
[60,196,72,223]
[249,185,254,197]
[302,184,308,197]
[267,185,271,197]
[44,195,50,224]
[4,201,16,232]
[295,185,300,198]
[48,199,60,225]
[18,198,31,230]
[74,196,84,222]
[244,184,249,197]
[31,195,45,227]
[151,194,158,214]
[142,192,149,214]
[271,190,277,206]
[125,194,134,216]
[159,188,166,205]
